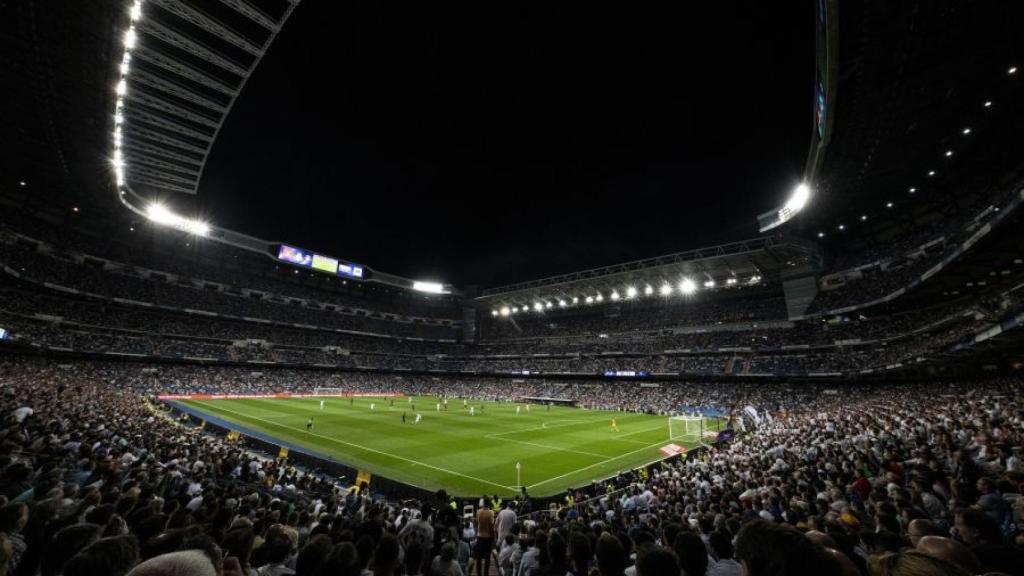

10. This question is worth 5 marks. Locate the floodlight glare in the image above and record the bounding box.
[558,300,566,307]
[703,279,715,288]
[659,284,672,296]
[145,203,210,236]
[533,302,543,312]
[572,297,579,304]
[679,278,697,295]
[610,291,620,301]
[644,285,654,296]
[585,296,594,304]
[545,301,552,309]
[595,293,604,302]
[626,286,638,298]
[726,278,738,285]
[491,310,499,316]
[412,281,446,294]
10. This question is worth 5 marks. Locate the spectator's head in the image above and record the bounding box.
[868,550,970,576]
[915,536,980,574]
[907,519,944,548]
[125,550,217,576]
[63,535,140,576]
[674,531,709,576]
[708,529,735,561]
[0,503,27,533]
[635,547,679,576]
[735,520,838,576]
[295,534,332,576]
[596,532,626,576]
[42,522,103,576]
[954,507,1001,546]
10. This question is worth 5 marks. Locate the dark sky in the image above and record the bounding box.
[199,2,815,288]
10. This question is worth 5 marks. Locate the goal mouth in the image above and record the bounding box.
[667,415,705,443]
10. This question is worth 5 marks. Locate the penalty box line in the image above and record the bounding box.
[195,402,517,492]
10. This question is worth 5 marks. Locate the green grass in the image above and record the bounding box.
[177,397,721,497]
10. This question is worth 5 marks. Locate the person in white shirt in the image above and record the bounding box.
[415,413,422,424]
[319,399,324,410]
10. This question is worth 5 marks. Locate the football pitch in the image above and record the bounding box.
[175,397,722,497]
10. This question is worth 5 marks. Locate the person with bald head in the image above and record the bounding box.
[907,519,945,548]
[916,536,980,575]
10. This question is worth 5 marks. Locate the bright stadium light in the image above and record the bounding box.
[644,285,654,296]
[545,301,553,309]
[145,203,210,236]
[962,128,971,135]
[130,0,142,22]
[659,284,672,296]
[511,306,518,314]
[626,286,638,298]
[761,182,812,232]
[533,302,543,312]
[610,291,620,301]
[595,293,604,302]
[1010,66,1018,75]
[704,279,716,288]
[558,300,567,307]
[726,278,738,285]
[748,275,762,285]
[572,296,579,304]
[678,278,697,295]
[491,310,499,317]
[585,296,594,304]
[124,28,137,49]
[412,281,447,294]
[116,79,127,95]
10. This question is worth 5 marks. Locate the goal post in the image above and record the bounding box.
[668,415,704,444]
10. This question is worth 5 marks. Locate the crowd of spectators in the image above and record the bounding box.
[0,354,1020,576]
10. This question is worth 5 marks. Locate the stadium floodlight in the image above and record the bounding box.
[659,284,672,296]
[838,224,845,230]
[945,150,953,157]
[909,187,916,193]
[145,203,209,236]
[984,101,992,108]
[412,281,446,294]
[572,296,579,304]
[595,293,604,302]
[703,279,715,288]
[533,302,544,312]
[861,215,868,221]
[818,232,825,238]
[491,309,499,317]
[610,291,620,301]
[545,301,553,309]
[886,202,894,208]
[626,286,638,298]
[558,300,566,307]
[927,170,936,176]
[116,79,127,95]
[726,277,738,285]
[130,0,142,22]
[678,278,697,295]
[585,296,594,304]
[962,128,971,135]
[644,285,654,296]
[748,275,761,285]
[124,28,137,49]
[1010,66,1018,75]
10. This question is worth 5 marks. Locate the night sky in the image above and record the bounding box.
[199,2,815,288]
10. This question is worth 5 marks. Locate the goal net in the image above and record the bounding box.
[668,415,704,444]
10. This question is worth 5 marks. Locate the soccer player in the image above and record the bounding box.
[350,396,354,406]
[370,403,375,411]
[470,406,475,416]
[415,413,422,424]
[436,402,441,412]
[516,405,521,416]
[306,418,313,431]
[464,399,468,408]
[402,412,406,424]
[526,404,530,412]
[319,399,325,410]
[611,418,619,432]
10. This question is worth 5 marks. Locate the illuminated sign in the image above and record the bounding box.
[337,262,364,278]
[311,254,339,274]
[277,244,312,267]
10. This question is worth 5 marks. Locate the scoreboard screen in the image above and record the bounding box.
[311,254,339,274]
[277,244,365,279]
[277,244,313,267]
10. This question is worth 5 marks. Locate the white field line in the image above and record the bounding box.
[481,434,611,459]
[197,402,516,492]
[526,437,670,490]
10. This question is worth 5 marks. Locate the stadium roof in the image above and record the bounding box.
[805,0,1024,243]
[476,235,819,310]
